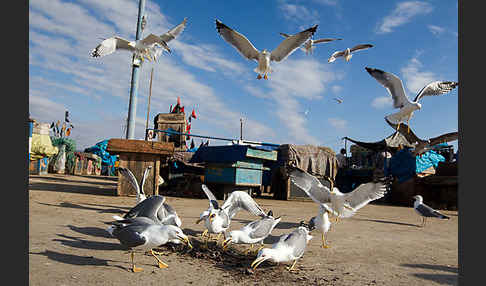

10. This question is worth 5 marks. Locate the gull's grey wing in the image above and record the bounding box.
[365,67,410,109]
[111,216,156,226]
[140,33,166,46]
[313,38,342,44]
[91,36,134,57]
[118,167,141,194]
[287,167,332,205]
[416,203,449,219]
[428,131,459,146]
[160,17,188,43]
[139,166,152,196]
[340,181,387,217]
[215,19,260,61]
[279,32,291,38]
[201,184,219,209]
[124,195,165,221]
[271,25,318,62]
[413,81,458,103]
[350,43,373,53]
[248,217,278,239]
[221,191,265,218]
[112,224,148,248]
[385,117,422,145]
[282,228,308,258]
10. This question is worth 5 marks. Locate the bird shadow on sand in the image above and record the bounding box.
[401,263,458,285]
[67,225,113,239]
[53,233,122,251]
[351,217,419,228]
[29,249,126,271]
[36,201,128,215]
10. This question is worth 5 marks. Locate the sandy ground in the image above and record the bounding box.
[29,174,458,286]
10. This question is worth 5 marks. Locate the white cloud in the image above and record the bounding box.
[401,56,437,94]
[428,25,445,36]
[371,96,393,109]
[278,1,320,27]
[376,1,433,34]
[328,118,347,130]
[331,85,343,94]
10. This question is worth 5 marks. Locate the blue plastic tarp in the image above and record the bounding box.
[84,140,117,175]
[385,148,416,183]
[416,150,445,174]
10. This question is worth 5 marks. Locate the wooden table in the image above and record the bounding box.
[107,139,174,197]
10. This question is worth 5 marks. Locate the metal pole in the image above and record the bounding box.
[145,67,154,140]
[126,0,146,139]
[240,118,243,140]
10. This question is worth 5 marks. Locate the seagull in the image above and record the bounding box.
[328,44,373,63]
[366,67,458,133]
[279,33,342,55]
[251,223,313,272]
[106,219,192,272]
[118,166,152,204]
[215,19,317,80]
[117,195,182,228]
[91,17,188,62]
[222,210,281,254]
[196,184,266,245]
[287,167,388,248]
[413,195,450,227]
[333,97,343,104]
[385,117,458,156]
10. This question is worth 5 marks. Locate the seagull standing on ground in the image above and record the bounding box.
[106,219,192,272]
[365,67,458,133]
[412,195,450,227]
[215,19,317,80]
[222,210,281,254]
[196,184,267,245]
[279,33,342,55]
[287,167,388,248]
[251,223,313,272]
[328,44,373,63]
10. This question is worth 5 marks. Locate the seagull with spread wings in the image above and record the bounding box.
[91,17,188,62]
[287,167,388,248]
[279,33,342,55]
[328,44,373,63]
[385,118,458,156]
[215,19,317,80]
[366,67,458,133]
[196,184,267,246]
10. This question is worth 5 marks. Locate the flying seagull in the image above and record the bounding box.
[333,97,343,104]
[118,166,152,204]
[91,17,188,62]
[196,184,266,245]
[366,67,458,133]
[279,33,342,55]
[222,210,281,254]
[215,19,317,80]
[328,44,373,63]
[385,117,458,156]
[251,223,313,272]
[412,195,450,227]
[106,219,191,272]
[117,195,182,228]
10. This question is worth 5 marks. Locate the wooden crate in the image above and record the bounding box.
[107,139,175,197]
[154,113,187,151]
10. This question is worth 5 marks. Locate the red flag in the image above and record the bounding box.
[191,109,197,119]
[180,106,185,114]
[177,96,181,106]
[169,104,172,112]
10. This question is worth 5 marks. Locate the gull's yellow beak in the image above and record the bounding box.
[209,214,216,222]
[250,256,268,270]
[222,238,231,250]
[177,235,193,249]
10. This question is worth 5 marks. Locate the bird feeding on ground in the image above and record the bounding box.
[412,195,450,227]
[222,210,281,254]
[106,219,192,272]
[251,222,313,272]
[196,184,267,246]
[365,67,458,134]
[215,19,317,80]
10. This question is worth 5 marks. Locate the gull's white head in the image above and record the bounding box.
[413,195,423,203]
[222,230,241,249]
[166,225,192,249]
[251,248,282,269]
[344,48,352,61]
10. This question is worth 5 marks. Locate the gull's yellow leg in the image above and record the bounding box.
[264,74,268,80]
[286,260,298,271]
[245,244,254,255]
[214,233,222,242]
[321,233,330,248]
[151,250,168,269]
[130,252,143,272]
[407,119,410,133]
[201,229,208,238]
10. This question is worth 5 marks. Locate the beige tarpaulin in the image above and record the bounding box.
[279,144,338,180]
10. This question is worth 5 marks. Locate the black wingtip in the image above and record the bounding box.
[267,210,273,217]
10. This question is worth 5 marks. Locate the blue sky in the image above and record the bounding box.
[29,0,458,153]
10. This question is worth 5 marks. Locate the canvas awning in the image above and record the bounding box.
[344,131,415,153]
